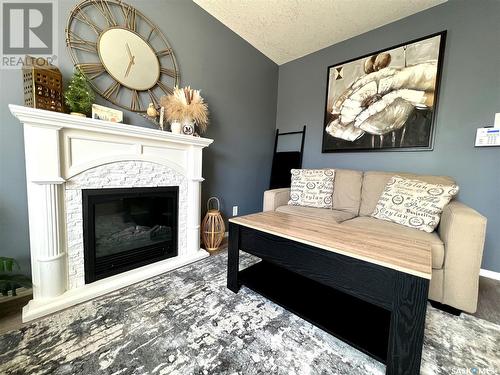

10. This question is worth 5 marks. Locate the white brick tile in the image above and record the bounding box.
[65,161,188,290]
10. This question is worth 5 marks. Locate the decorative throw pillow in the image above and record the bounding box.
[371,176,459,233]
[288,169,335,209]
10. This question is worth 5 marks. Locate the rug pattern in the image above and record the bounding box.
[0,253,499,374]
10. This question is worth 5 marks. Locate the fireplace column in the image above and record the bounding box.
[22,123,67,299]
[186,146,204,255]
[32,182,67,298]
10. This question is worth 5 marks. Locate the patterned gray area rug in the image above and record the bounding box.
[1,253,499,375]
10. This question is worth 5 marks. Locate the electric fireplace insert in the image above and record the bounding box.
[82,186,178,283]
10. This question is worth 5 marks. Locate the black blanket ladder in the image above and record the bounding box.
[269,125,306,189]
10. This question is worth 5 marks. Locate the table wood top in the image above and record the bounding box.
[229,211,432,279]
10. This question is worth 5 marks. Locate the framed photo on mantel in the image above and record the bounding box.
[322,31,446,153]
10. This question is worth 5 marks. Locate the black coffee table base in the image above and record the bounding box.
[227,223,429,375]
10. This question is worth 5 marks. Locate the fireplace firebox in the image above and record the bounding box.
[83,187,178,283]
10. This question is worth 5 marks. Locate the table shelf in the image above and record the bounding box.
[239,260,391,364]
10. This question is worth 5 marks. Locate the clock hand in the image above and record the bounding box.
[125,59,133,78]
[124,42,135,78]
[126,43,132,60]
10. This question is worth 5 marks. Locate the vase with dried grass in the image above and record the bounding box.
[160,86,209,135]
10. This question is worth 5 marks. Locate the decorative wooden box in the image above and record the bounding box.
[23,57,64,113]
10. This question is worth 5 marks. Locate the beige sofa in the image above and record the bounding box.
[263,169,487,314]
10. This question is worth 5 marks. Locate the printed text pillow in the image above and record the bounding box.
[372,176,459,232]
[288,169,335,209]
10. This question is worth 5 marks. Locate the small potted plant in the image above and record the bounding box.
[160,86,209,135]
[64,68,95,117]
[0,257,32,296]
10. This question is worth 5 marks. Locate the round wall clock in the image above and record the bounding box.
[66,0,179,113]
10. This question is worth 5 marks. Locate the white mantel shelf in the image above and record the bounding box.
[9,105,214,148]
[9,105,213,322]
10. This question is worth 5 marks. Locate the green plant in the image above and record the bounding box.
[0,257,32,296]
[64,68,95,115]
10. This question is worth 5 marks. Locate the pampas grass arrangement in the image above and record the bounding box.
[160,86,209,133]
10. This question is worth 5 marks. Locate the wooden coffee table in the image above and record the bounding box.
[227,211,431,375]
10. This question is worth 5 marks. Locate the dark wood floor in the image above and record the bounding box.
[0,290,32,335]
[0,272,498,335]
[472,276,500,324]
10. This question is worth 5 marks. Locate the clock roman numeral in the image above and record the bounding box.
[146,27,158,43]
[76,63,106,80]
[122,5,137,31]
[160,68,178,80]
[131,90,142,111]
[157,81,173,95]
[74,6,103,35]
[156,48,173,57]
[66,31,97,53]
[103,81,121,100]
[90,0,117,27]
[148,90,160,108]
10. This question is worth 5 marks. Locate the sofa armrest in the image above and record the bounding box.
[438,200,487,313]
[263,188,290,211]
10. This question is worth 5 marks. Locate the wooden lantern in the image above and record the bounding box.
[23,56,64,113]
[201,197,225,252]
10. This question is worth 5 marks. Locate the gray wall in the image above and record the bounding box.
[275,0,500,272]
[0,0,278,275]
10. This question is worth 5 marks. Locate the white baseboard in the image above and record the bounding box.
[480,268,500,281]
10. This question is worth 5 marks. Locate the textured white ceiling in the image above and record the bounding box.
[194,0,447,65]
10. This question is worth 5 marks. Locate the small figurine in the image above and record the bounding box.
[147,103,158,117]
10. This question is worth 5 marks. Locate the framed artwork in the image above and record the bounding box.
[322,31,446,153]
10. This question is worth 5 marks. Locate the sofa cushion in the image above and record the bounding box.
[276,205,356,223]
[288,169,335,209]
[332,169,363,215]
[359,171,456,217]
[372,176,459,232]
[342,216,445,269]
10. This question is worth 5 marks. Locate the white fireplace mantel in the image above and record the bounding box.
[9,105,213,322]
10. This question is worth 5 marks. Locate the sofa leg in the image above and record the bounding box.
[429,300,462,316]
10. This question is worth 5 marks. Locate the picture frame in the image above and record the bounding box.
[91,104,123,123]
[321,31,447,153]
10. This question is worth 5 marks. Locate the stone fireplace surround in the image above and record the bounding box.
[9,105,213,322]
[66,161,187,289]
